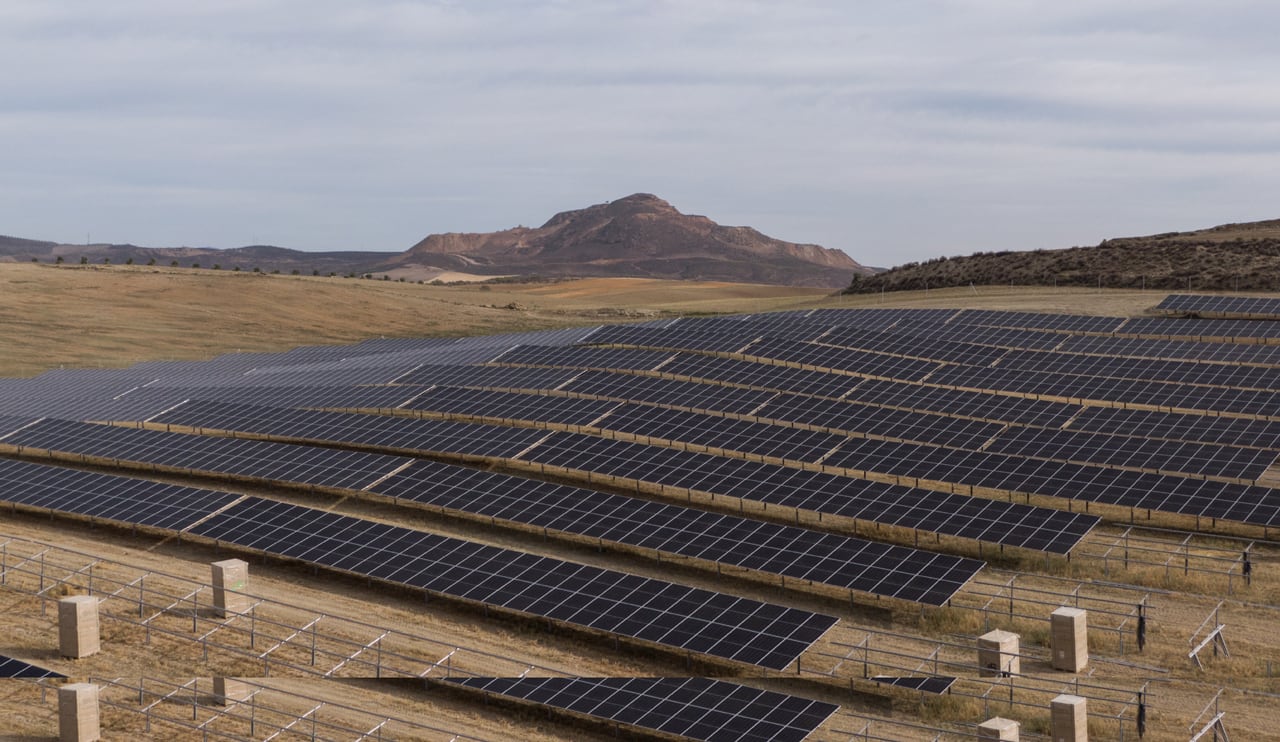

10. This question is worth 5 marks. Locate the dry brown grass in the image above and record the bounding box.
[0,264,829,378]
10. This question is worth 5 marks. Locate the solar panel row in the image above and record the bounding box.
[662,354,865,398]
[517,432,1098,553]
[372,460,982,604]
[816,327,1010,366]
[595,403,848,463]
[0,457,238,531]
[562,370,781,415]
[755,394,1006,449]
[928,364,1280,417]
[392,365,583,390]
[983,425,1279,480]
[153,400,551,460]
[189,497,838,670]
[741,338,942,381]
[403,386,622,427]
[997,350,1280,391]
[3,418,415,491]
[1067,407,1280,450]
[820,436,1280,527]
[444,676,839,742]
[492,345,677,372]
[1059,335,1280,366]
[1157,293,1280,319]
[1119,317,1280,341]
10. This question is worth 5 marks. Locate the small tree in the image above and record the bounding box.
[191,262,200,268]
[170,260,179,267]
[147,257,156,266]
[102,257,110,264]
[55,256,64,265]
[252,266,261,273]
[80,256,88,265]
[292,269,300,275]
[125,257,133,265]
[233,266,240,271]
[212,263,221,270]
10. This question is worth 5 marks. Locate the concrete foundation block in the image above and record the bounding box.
[1051,694,1088,742]
[977,716,1020,740]
[1051,607,1088,672]
[211,558,250,618]
[58,683,100,742]
[58,595,100,659]
[978,629,1020,677]
[213,677,253,705]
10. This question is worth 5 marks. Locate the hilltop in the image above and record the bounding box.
[844,218,1280,294]
[392,193,867,287]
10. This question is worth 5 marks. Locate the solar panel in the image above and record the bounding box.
[816,327,1009,366]
[373,459,982,605]
[1058,334,1280,366]
[0,655,63,679]
[926,364,1280,417]
[1068,407,1280,450]
[583,324,766,354]
[188,497,838,670]
[884,323,1070,352]
[1156,294,1280,319]
[0,415,39,437]
[819,435,1280,528]
[741,338,942,381]
[3,418,415,491]
[150,400,550,460]
[402,386,621,427]
[1118,317,1280,341]
[950,310,1128,333]
[594,404,849,463]
[983,426,1279,480]
[661,355,865,399]
[0,457,239,531]
[803,307,961,328]
[997,350,1280,391]
[516,432,1098,553]
[842,379,1081,427]
[561,370,781,415]
[753,394,1006,449]
[872,676,956,694]
[392,365,583,390]
[491,345,677,372]
[445,676,839,742]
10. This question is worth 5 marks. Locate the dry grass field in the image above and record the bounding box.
[0,263,831,378]
[1,263,1277,741]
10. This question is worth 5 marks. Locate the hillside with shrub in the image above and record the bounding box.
[845,219,1280,294]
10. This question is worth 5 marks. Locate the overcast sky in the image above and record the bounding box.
[3,1,1278,267]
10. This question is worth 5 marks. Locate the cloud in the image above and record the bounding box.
[1,0,1278,265]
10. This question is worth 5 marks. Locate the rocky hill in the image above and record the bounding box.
[393,193,866,287]
[2,194,865,287]
[844,219,1280,294]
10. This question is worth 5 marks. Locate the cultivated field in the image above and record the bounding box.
[0,263,1277,741]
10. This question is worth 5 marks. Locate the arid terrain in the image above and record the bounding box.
[0,263,1277,741]
[846,217,1280,294]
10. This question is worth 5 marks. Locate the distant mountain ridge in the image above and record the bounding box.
[1,194,866,287]
[843,218,1280,294]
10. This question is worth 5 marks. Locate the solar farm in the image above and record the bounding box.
[2,301,1279,740]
